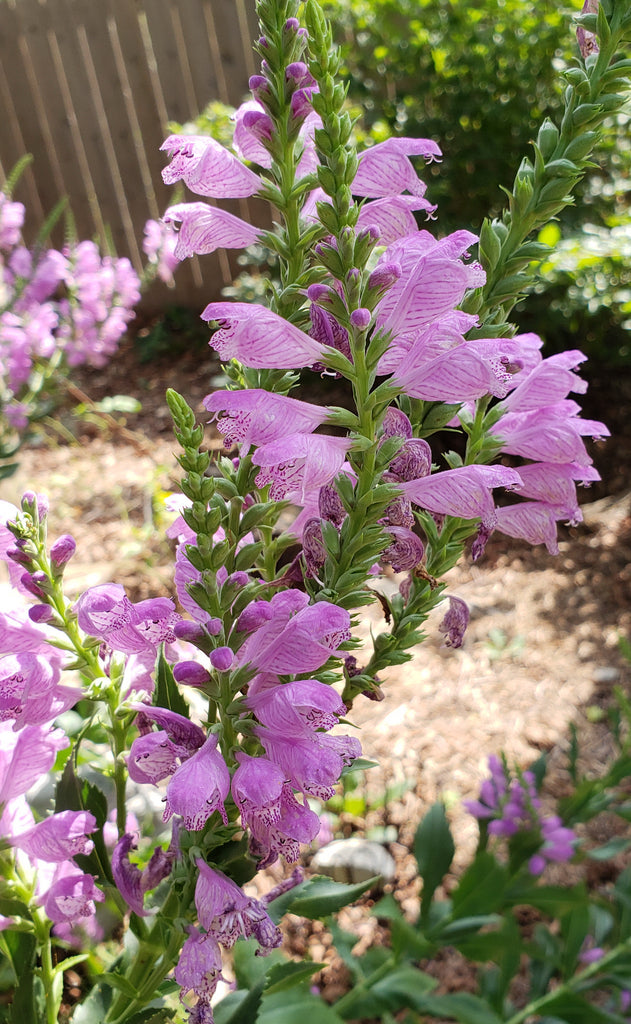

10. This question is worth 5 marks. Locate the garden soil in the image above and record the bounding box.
[4,333,631,1010]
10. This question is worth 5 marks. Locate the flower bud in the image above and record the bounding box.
[173,620,206,644]
[21,491,49,521]
[350,308,371,330]
[284,17,300,31]
[6,547,31,569]
[174,661,212,688]
[210,646,234,672]
[20,571,48,600]
[28,604,55,624]
[50,534,76,572]
[367,262,402,295]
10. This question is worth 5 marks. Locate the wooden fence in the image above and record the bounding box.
[0,0,265,311]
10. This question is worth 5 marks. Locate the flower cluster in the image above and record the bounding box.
[465,754,576,875]
[0,199,141,428]
[0,0,619,1020]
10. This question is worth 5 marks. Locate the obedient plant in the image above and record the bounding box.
[0,167,179,479]
[0,0,630,1022]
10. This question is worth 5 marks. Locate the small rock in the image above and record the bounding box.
[593,666,620,685]
[311,838,396,885]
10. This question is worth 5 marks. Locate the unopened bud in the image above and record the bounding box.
[20,571,48,600]
[28,604,55,624]
[210,646,234,672]
[350,307,371,329]
[50,534,76,572]
[173,661,211,688]
[367,262,402,294]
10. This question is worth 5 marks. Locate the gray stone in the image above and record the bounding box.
[593,666,620,685]
[311,838,396,885]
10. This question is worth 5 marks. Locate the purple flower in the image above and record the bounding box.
[194,860,282,953]
[400,464,523,530]
[380,526,425,572]
[160,135,260,197]
[127,731,182,785]
[12,810,96,861]
[175,927,224,1001]
[75,583,180,653]
[44,866,104,924]
[0,722,68,804]
[253,434,351,504]
[438,596,470,649]
[201,303,327,369]
[163,202,260,259]
[353,137,442,197]
[356,194,437,243]
[232,753,320,867]
[578,936,605,965]
[142,217,179,283]
[577,0,599,58]
[235,592,351,674]
[112,832,174,916]
[256,726,361,801]
[204,388,329,448]
[50,533,77,572]
[494,401,609,466]
[209,647,234,672]
[163,734,230,830]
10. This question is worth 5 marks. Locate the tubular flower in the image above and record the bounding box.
[232,753,320,867]
[235,592,351,674]
[204,388,329,448]
[163,203,260,259]
[201,303,326,369]
[160,135,260,197]
[74,583,181,654]
[163,734,230,830]
[194,861,282,953]
[252,434,352,503]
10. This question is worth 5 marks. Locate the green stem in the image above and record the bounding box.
[33,912,60,1024]
[505,937,631,1024]
[332,954,396,1016]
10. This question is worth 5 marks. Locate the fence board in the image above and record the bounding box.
[0,0,265,312]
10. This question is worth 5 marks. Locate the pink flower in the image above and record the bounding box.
[494,401,609,466]
[204,388,329,447]
[74,584,181,653]
[356,194,437,243]
[235,592,351,674]
[163,202,260,259]
[44,866,104,924]
[400,464,523,528]
[12,810,96,861]
[194,860,281,952]
[163,734,230,830]
[175,927,224,1001]
[160,135,260,197]
[353,137,442,197]
[253,434,351,503]
[201,303,326,368]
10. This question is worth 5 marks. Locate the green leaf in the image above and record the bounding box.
[414,803,455,917]
[450,853,508,919]
[370,965,438,1010]
[505,881,588,916]
[287,875,378,918]
[125,1011,176,1024]
[586,837,631,860]
[154,648,190,718]
[232,938,286,990]
[258,991,344,1024]
[264,960,326,994]
[72,980,113,1023]
[541,991,625,1024]
[213,975,266,1024]
[407,991,503,1024]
